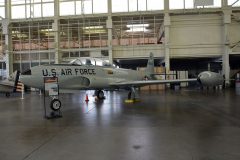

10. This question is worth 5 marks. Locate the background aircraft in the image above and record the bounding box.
[19,53,224,111]
[0,71,20,97]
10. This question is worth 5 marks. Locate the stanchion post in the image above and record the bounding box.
[20,84,24,100]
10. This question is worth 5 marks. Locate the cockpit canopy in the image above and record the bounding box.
[67,57,113,67]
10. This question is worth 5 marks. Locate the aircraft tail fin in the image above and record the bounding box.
[145,52,155,80]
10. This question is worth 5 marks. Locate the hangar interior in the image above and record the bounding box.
[1,1,240,160]
[0,0,239,84]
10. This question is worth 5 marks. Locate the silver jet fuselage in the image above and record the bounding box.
[20,64,143,90]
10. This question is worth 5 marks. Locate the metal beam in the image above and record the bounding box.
[231,0,240,6]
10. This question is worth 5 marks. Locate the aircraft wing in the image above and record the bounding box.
[110,78,198,87]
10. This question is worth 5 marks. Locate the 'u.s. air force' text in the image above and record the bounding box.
[42,68,96,77]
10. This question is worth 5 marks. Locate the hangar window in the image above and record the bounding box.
[82,0,93,14]
[200,0,221,8]
[11,0,24,5]
[60,0,107,15]
[80,51,90,57]
[228,0,240,7]
[0,25,4,63]
[138,0,147,11]
[12,5,25,19]
[11,0,54,19]
[169,0,221,10]
[169,0,184,9]
[60,1,75,16]
[147,0,164,10]
[59,18,107,49]
[193,0,221,8]
[129,0,137,12]
[184,0,194,9]
[113,0,163,13]
[0,0,5,18]
[112,0,128,12]
[21,69,32,75]
[93,0,107,13]
[33,4,41,17]
[101,50,109,57]
[42,3,54,17]
[112,15,161,46]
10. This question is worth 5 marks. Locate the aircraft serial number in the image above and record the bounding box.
[42,68,96,77]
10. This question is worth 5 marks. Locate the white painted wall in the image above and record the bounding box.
[170,14,224,58]
[229,22,240,53]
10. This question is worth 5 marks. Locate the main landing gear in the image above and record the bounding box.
[125,87,140,103]
[95,90,105,100]
[5,92,10,97]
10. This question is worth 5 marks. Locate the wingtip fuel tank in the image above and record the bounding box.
[197,71,224,87]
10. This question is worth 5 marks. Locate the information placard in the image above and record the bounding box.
[44,77,59,96]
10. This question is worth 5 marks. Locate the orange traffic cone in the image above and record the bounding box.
[85,94,89,102]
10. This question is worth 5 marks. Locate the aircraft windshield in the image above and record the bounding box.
[68,57,113,67]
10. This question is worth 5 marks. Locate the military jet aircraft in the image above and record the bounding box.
[0,71,20,97]
[19,53,224,111]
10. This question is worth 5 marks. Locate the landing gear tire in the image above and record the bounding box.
[97,90,105,100]
[5,93,10,97]
[50,99,61,111]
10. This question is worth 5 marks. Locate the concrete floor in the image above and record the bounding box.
[0,88,240,160]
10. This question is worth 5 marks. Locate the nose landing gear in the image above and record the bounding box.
[95,90,105,100]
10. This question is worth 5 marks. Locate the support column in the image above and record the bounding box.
[53,20,60,64]
[164,13,171,74]
[54,0,61,64]
[107,0,113,64]
[164,0,169,11]
[164,25,170,74]
[164,0,170,74]
[222,0,228,7]
[222,7,232,87]
[3,20,12,76]
[3,0,12,76]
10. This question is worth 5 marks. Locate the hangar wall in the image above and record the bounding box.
[169,14,224,58]
[0,0,240,82]
[112,13,240,59]
[112,12,240,58]
[229,20,240,54]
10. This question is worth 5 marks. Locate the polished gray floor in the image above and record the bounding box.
[0,88,240,160]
